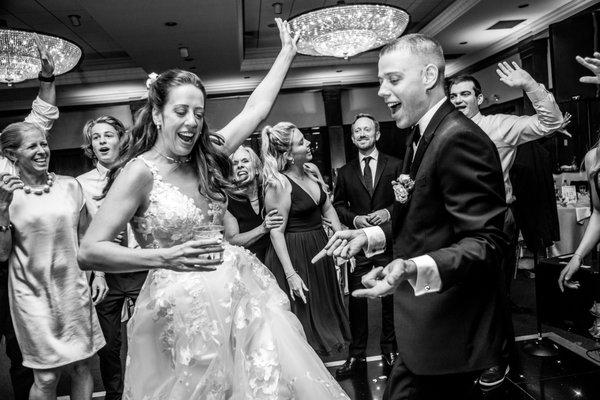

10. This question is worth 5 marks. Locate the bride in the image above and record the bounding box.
[78,19,349,400]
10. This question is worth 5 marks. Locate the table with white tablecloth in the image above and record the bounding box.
[554,205,591,255]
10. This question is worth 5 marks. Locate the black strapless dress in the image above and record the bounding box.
[265,175,350,356]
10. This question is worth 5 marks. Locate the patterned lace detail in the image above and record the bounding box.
[124,156,349,400]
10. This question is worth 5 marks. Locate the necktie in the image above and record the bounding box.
[363,156,374,195]
[412,124,422,147]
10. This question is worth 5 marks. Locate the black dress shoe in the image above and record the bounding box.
[478,364,510,387]
[381,352,398,368]
[335,356,366,380]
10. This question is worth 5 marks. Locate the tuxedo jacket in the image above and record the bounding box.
[334,152,402,266]
[387,101,509,375]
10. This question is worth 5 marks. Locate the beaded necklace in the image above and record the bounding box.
[22,172,55,195]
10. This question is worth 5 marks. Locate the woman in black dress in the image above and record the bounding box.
[224,145,283,262]
[558,52,600,337]
[261,122,350,356]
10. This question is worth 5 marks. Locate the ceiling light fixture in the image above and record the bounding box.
[289,4,409,59]
[68,14,81,27]
[273,2,282,15]
[0,28,82,85]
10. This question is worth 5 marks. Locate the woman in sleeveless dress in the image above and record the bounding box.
[78,20,349,400]
[0,123,105,400]
[261,122,350,356]
[558,53,600,337]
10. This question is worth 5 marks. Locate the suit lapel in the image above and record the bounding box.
[351,158,370,195]
[373,154,387,190]
[409,101,454,178]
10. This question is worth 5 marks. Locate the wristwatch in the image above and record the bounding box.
[38,73,55,82]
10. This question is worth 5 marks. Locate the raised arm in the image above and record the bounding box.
[78,160,222,272]
[218,19,298,155]
[495,61,563,144]
[23,35,58,133]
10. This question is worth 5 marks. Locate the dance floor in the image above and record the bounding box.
[324,332,600,400]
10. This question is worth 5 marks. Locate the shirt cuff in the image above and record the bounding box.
[353,216,359,229]
[406,255,441,296]
[383,208,391,222]
[362,226,386,258]
[23,96,59,132]
[525,83,549,104]
[94,271,106,278]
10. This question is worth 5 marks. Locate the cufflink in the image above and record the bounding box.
[425,285,430,291]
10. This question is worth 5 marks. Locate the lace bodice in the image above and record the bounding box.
[129,156,225,250]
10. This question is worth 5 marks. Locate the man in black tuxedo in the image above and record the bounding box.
[333,113,401,379]
[319,34,509,399]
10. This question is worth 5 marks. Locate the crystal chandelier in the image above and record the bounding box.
[289,4,409,59]
[0,29,82,85]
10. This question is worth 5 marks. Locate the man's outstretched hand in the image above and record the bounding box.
[352,259,417,299]
[311,229,367,264]
[576,52,600,84]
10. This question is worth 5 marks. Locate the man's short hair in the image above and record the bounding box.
[351,113,379,132]
[379,33,445,84]
[447,75,482,97]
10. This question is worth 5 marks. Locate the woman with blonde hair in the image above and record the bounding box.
[262,122,350,356]
[224,145,283,262]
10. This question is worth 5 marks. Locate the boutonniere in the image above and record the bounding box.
[391,174,415,204]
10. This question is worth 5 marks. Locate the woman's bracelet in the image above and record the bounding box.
[285,271,297,280]
[0,223,12,232]
[572,252,583,260]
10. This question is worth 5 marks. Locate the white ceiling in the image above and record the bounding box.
[0,0,598,100]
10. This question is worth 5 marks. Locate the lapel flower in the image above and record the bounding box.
[391,174,415,204]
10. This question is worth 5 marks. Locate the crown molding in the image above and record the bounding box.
[420,0,483,37]
[0,68,148,90]
[445,0,598,76]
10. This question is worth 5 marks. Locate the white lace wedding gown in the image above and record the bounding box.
[123,157,349,400]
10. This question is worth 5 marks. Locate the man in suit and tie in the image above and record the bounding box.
[333,113,401,379]
[319,34,509,398]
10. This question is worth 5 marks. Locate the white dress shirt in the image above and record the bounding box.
[362,97,448,296]
[472,84,563,204]
[77,163,140,251]
[76,163,110,214]
[0,97,59,175]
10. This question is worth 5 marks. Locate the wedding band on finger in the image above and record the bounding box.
[2,177,8,184]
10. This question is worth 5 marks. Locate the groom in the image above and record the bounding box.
[319,34,509,398]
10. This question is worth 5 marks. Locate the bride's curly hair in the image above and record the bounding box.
[104,69,234,201]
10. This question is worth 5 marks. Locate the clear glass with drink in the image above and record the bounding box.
[194,225,224,263]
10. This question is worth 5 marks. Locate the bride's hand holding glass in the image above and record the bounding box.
[161,237,224,272]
